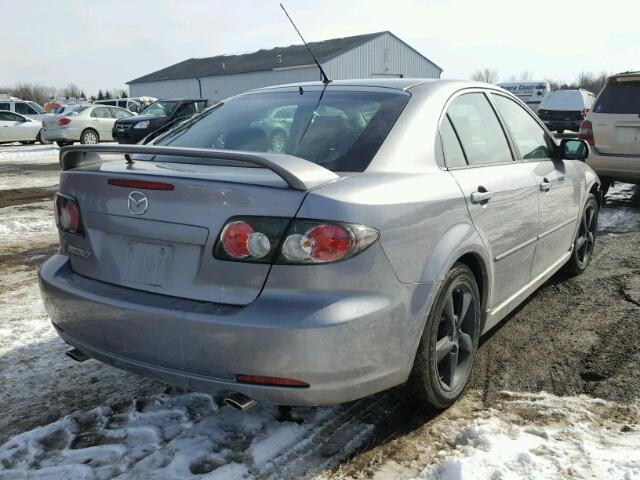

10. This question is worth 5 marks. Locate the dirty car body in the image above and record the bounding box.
[39,79,599,406]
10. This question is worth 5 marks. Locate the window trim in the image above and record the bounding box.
[438,88,517,170]
[488,91,557,164]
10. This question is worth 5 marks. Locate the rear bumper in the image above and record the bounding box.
[41,127,81,142]
[39,254,435,406]
[542,119,581,131]
[587,149,640,184]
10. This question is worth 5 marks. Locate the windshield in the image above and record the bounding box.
[154,89,409,172]
[27,101,45,114]
[141,101,179,117]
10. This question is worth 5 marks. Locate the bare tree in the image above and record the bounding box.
[61,83,83,99]
[575,71,608,94]
[518,70,534,81]
[2,83,57,106]
[471,68,499,84]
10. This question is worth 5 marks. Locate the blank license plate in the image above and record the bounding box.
[123,241,173,287]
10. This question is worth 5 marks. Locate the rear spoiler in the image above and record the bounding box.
[59,144,340,191]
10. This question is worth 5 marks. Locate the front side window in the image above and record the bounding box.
[0,102,9,110]
[492,94,554,160]
[154,89,409,172]
[446,93,513,166]
[26,101,45,114]
[14,102,37,115]
[0,112,23,121]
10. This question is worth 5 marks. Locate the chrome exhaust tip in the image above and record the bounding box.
[65,347,89,362]
[224,393,257,411]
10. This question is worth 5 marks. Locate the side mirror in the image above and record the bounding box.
[558,138,589,161]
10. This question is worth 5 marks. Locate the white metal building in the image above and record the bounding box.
[127,32,442,101]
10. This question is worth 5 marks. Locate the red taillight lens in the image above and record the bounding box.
[236,374,309,388]
[213,217,378,264]
[221,221,255,258]
[58,117,72,126]
[578,120,594,146]
[305,224,352,262]
[54,193,83,235]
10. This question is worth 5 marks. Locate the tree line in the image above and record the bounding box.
[470,69,610,94]
[0,82,128,106]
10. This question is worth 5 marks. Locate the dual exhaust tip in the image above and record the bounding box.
[66,348,257,411]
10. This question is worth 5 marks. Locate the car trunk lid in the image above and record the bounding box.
[58,146,340,305]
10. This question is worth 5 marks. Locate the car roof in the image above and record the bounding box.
[246,78,498,96]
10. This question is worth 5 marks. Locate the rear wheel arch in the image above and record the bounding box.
[457,252,488,314]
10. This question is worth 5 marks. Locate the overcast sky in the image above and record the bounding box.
[2,0,638,95]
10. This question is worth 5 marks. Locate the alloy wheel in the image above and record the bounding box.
[83,132,98,144]
[576,203,597,268]
[271,132,287,153]
[434,283,477,392]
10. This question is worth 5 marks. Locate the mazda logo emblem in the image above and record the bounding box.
[127,191,148,215]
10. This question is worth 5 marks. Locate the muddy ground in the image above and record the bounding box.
[1,150,639,477]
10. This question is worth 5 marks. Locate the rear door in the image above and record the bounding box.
[444,91,539,308]
[0,112,27,141]
[491,93,580,278]
[90,107,115,139]
[591,79,640,156]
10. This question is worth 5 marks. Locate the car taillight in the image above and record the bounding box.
[213,217,378,264]
[54,193,83,235]
[58,117,72,126]
[578,120,594,146]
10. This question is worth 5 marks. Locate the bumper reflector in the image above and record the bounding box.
[236,374,309,388]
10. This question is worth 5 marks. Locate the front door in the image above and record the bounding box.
[443,92,539,308]
[490,93,581,278]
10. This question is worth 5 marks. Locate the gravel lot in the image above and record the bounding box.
[1,144,639,479]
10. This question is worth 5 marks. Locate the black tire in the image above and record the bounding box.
[20,141,35,145]
[37,131,51,145]
[564,193,598,276]
[600,177,613,197]
[407,262,481,409]
[80,129,99,145]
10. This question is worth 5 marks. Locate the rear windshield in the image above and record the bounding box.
[154,89,410,172]
[593,82,640,114]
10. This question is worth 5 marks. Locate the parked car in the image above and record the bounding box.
[537,89,596,133]
[112,99,208,144]
[40,79,599,410]
[0,97,52,121]
[41,105,135,147]
[581,71,640,193]
[0,111,44,144]
[95,98,143,113]
[249,105,296,152]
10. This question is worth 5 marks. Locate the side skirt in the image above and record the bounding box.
[482,250,572,334]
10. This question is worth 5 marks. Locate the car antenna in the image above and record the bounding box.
[280,3,331,85]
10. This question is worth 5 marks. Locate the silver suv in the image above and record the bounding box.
[39,79,599,409]
[581,71,640,193]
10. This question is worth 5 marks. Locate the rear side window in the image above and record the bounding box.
[492,94,554,160]
[446,93,513,166]
[91,107,111,118]
[155,90,410,172]
[593,82,640,114]
[440,115,467,168]
[0,102,10,110]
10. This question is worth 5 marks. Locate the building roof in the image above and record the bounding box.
[128,31,439,85]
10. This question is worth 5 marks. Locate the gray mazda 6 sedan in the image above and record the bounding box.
[39,79,600,409]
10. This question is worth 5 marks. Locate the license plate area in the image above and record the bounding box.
[123,241,173,287]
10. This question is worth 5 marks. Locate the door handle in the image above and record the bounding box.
[540,179,552,192]
[470,190,493,204]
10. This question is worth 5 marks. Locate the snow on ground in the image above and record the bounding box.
[0,145,59,165]
[0,200,56,248]
[420,392,640,480]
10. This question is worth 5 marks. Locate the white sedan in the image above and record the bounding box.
[0,111,43,144]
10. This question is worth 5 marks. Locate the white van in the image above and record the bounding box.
[496,81,550,112]
[0,94,51,121]
[537,89,596,133]
[94,98,142,113]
